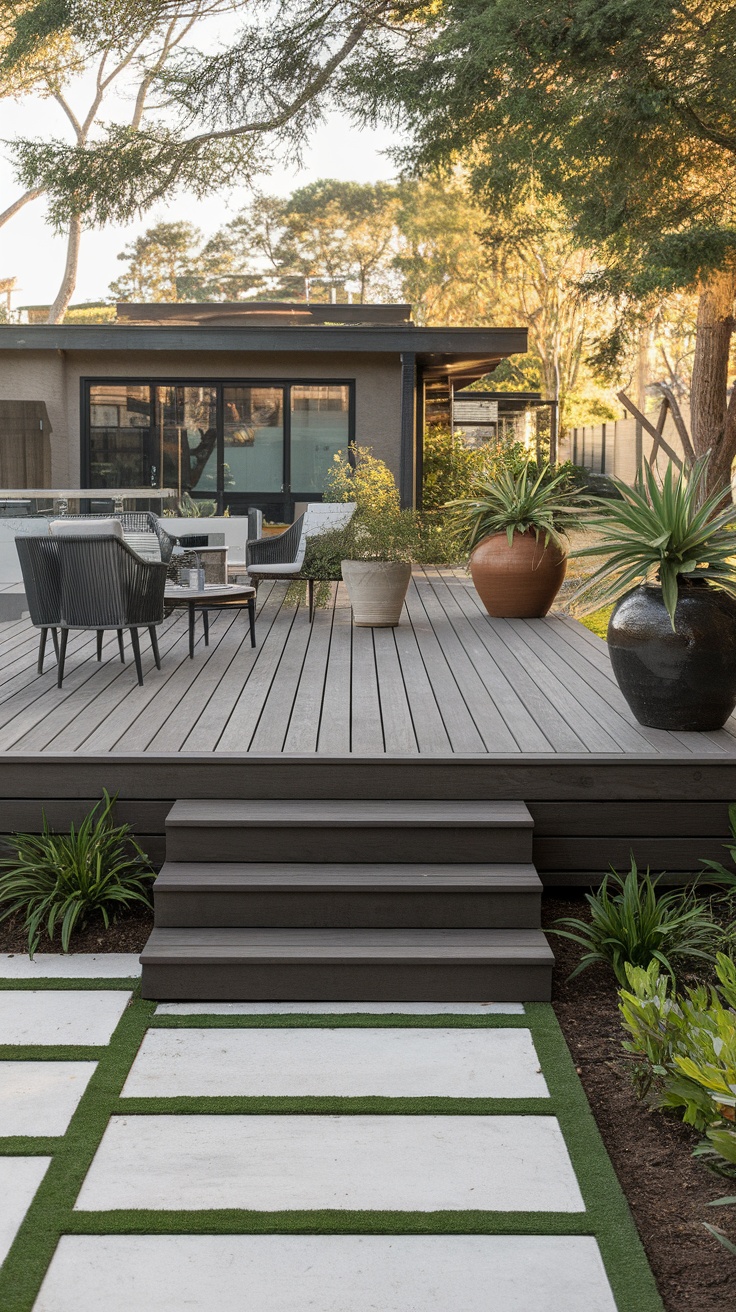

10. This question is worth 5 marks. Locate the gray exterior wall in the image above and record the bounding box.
[0,348,403,490]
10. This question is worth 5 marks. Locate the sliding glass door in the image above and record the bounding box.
[84,379,353,516]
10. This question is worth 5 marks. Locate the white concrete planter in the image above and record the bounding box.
[341,559,412,627]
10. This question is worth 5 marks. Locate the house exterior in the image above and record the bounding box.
[0,302,527,519]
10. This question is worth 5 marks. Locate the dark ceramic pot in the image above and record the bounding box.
[607,582,736,730]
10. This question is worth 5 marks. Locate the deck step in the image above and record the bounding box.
[140,927,553,1002]
[165,800,534,864]
[153,862,542,928]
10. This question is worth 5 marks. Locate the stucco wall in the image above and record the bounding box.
[0,348,403,489]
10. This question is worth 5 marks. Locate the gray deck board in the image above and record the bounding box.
[0,566,733,758]
[317,587,353,755]
[350,623,385,755]
[403,581,486,754]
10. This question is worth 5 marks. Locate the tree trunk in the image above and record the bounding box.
[47,215,83,324]
[690,267,736,494]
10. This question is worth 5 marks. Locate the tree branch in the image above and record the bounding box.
[0,185,44,229]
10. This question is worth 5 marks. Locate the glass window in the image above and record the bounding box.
[223,386,284,492]
[88,384,153,488]
[155,386,218,497]
[290,385,350,494]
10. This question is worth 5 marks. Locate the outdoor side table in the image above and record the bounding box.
[164,583,257,658]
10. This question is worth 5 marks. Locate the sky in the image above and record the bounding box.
[0,10,401,310]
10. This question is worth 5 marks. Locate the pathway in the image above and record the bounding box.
[0,955,661,1311]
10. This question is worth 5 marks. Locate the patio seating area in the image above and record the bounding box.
[0,565,735,757]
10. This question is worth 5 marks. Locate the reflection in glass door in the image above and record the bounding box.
[222,387,284,493]
[290,385,350,493]
[156,386,218,498]
[88,384,153,487]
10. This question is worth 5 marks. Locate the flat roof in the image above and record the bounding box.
[0,324,527,382]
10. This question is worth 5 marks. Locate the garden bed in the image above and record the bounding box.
[543,892,733,1312]
[0,906,153,955]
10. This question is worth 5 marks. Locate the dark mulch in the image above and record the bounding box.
[543,892,734,1312]
[0,906,154,956]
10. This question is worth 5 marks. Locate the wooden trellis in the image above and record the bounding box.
[617,385,696,471]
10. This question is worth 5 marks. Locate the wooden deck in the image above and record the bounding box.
[0,565,734,758]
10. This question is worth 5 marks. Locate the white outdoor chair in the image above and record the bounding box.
[246,502,357,618]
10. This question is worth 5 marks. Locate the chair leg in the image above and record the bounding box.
[37,627,47,675]
[308,578,315,622]
[96,629,103,662]
[129,628,144,686]
[57,629,68,688]
[51,628,59,659]
[117,629,125,663]
[149,625,161,670]
[202,609,209,646]
[248,597,256,648]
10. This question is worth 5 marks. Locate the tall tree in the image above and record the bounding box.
[350,0,736,490]
[110,221,203,301]
[0,0,419,321]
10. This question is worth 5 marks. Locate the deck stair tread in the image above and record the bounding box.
[154,862,543,891]
[141,927,553,964]
[166,800,533,829]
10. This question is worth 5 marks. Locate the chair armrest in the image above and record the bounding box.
[247,515,305,567]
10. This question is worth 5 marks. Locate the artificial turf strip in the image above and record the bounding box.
[150,1012,531,1029]
[116,1096,553,1116]
[0,996,663,1312]
[0,995,155,1312]
[0,978,138,991]
[525,1003,664,1312]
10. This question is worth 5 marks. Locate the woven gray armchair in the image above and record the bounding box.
[246,513,308,604]
[54,535,167,687]
[58,511,176,562]
[16,535,61,674]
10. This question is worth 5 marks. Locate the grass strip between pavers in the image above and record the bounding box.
[151,1011,531,1029]
[0,993,155,1312]
[0,978,138,991]
[0,992,663,1312]
[525,1002,663,1312]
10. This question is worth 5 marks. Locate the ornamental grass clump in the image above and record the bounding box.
[447,462,581,552]
[0,790,154,956]
[570,456,736,629]
[550,858,720,985]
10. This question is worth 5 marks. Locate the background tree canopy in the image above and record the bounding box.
[348,0,736,489]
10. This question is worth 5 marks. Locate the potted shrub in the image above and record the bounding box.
[340,511,415,626]
[449,463,580,617]
[572,458,736,731]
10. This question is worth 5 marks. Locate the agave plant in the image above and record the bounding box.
[0,791,154,956]
[447,462,581,552]
[571,456,736,628]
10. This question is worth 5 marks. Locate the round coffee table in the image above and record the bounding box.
[164,583,257,658]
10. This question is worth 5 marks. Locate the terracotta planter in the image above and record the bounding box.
[469,532,567,618]
[341,559,412,626]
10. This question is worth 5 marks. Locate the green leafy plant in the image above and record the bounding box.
[447,462,581,552]
[619,954,736,1255]
[0,791,154,956]
[324,445,400,516]
[164,492,217,518]
[571,456,736,628]
[550,858,719,985]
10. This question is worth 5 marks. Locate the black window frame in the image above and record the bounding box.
[81,376,356,518]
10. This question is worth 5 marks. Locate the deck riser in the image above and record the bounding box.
[165,826,533,865]
[140,960,553,1003]
[153,890,542,930]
